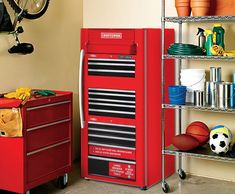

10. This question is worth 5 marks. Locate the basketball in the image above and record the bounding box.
[186,121,210,145]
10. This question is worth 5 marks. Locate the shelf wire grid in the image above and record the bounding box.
[164,16,235,23]
[164,145,235,163]
[164,55,235,61]
[163,104,235,113]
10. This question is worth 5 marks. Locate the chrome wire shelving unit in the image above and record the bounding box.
[164,15,235,23]
[164,145,235,163]
[161,1,235,193]
[164,55,235,60]
[163,104,235,113]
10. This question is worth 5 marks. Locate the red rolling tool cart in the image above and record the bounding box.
[80,29,175,189]
[0,91,73,194]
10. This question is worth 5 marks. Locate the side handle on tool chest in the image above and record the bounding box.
[79,49,85,128]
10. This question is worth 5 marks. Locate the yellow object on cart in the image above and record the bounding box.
[0,108,22,137]
[4,88,31,100]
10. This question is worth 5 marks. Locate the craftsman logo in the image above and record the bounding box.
[101,32,122,39]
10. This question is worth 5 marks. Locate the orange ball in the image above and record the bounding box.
[186,121,210,145]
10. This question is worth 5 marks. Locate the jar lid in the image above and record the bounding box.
[213,24,222,27]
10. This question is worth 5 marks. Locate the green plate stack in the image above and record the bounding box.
[168,43,204,55]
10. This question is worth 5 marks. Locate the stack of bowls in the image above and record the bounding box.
[181,69,206,103]
[191,0,210,16]
[175,0,191,16]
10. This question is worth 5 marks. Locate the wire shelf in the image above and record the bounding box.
[163,104,235,113]
[164,16,235,23]
[164,55,235,61]
[164,145,235,163]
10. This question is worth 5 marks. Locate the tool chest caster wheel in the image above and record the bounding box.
[162,181,170,193]
[25,191,30,194]
[57,173,68,189]
[140,186,147,190]
[178,169,186,180]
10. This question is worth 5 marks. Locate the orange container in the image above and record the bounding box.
[191,0,210,16]
[210,0,235,16]
[175,0,191,16]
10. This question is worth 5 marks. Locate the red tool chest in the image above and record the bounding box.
[80,29,175,189]
[0,91,73,194]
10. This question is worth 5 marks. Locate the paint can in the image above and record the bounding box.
[210,67,221,82]
[194,90,204,106]
[206,81,217,107]
[217,82,232,109]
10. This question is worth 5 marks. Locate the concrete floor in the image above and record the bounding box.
[2,163,235,194]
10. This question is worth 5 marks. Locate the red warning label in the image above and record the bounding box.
[109,162,135,180]
[89,145,135,160]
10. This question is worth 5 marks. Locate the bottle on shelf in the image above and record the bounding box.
[197,27,206,49]
[204,30,213,56]
[213,24,225,49]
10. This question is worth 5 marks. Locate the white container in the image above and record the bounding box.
[181,68,205,75]
[181,78,205,91]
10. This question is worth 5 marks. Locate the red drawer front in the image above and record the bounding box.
[26,119,70,152]
[109,162,135,180]
[26,101,70,128]
[25,92,72,108]
[27,141,70,183]
[89,145,135,160]
[88,157,136,181]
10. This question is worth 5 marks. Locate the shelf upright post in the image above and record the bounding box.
[177,21,183,174]
[161,0,166,189]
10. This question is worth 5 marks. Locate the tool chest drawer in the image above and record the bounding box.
[88,121,136,148]
[26,119,71,152]
[27,141,70,183]
[25,101,71,128]
[88,156,136,181]
[89,144,136,160]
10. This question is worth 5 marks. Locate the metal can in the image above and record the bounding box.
[230,83,234,108]
[210,67,217,82]
[194,90,204,107]
[210,67,222,82]
[217,67,222,82]
[206,81,210,105]
[217,82,232,109]
[209,81,217,107]
[233,73,235,83]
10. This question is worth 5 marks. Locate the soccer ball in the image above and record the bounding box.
[210,125,232,140]
[209,132,231,155]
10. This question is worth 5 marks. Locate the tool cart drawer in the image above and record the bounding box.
[26,140,70,183]
[25,100,71,128]
[26,119,71,152]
